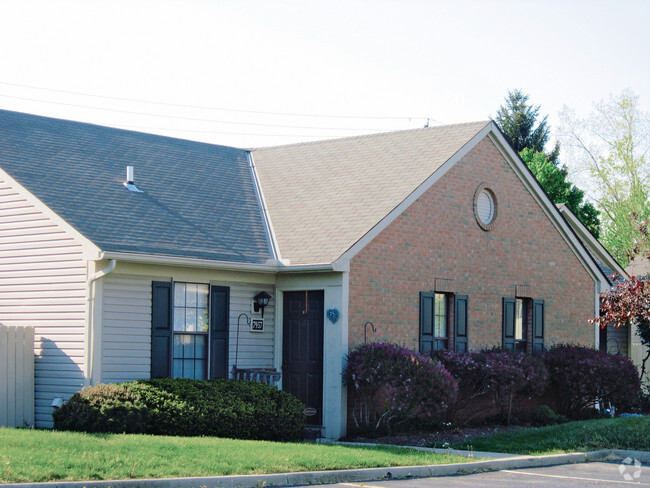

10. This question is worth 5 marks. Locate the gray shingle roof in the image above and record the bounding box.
[252,122,490,265]
[0,110,272,264]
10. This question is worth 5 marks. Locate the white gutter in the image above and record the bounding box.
[84,259,116,386]
[247,152,284,263]
[556,203,627,280]
[98,251,335,273]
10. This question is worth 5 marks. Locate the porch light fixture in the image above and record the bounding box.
[253,291,272,318]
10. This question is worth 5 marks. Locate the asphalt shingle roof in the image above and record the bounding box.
[0,110,272,264]
[252,122,490,265]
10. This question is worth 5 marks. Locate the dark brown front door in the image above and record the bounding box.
[282,290,324,426]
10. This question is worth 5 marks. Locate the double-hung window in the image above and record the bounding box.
[420,292,468,353]
[151,281,229,380]
[503,297,544,353]
[173,283,209,379]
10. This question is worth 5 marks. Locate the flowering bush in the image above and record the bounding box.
[542,344,641,417]
[590,275,650,380]
[344,342,457,434]
[436,349,547,425]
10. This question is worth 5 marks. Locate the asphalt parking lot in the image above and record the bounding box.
[304,461,649,487]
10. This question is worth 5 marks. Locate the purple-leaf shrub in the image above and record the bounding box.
[543,344,641,417]
[436,349,548,425]
[435,350,491,424]
[344,342,457,433]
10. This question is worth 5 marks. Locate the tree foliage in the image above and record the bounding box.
[495,90,600,236]
[591,275,650,380]
[559,89,650,266]
[520,148,600,237]
[495,89,557,157]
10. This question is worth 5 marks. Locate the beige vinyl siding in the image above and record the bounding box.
[101,274,152,383]
[0,179,87,428]
[604,323,628,357]
[228,283,274,370]
[100,274,275,382]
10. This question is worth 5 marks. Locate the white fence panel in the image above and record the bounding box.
[0,325,35,427]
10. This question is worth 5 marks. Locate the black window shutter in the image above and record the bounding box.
[419,292,434,353]
[532,299,544,353]
[151,281,173,378]
[502,297,516,351]
[210,286,230,379]
[454,295,468,352]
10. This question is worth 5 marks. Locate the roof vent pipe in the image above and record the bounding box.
[123,166,143,193]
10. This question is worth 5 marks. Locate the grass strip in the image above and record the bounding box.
[449,416,650,455]
[0,428,473,483]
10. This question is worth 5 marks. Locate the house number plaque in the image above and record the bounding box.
[251,319,264,332]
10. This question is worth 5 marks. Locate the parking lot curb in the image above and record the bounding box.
[2,449,644,488]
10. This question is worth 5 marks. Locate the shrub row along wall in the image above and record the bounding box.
[53,378,305,441]
[344,342,642,435]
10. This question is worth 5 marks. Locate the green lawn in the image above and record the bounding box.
[0,428,472,484]
[449,416,650,455]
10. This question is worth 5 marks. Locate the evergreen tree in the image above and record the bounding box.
[495,90,600,237]
[495,89,558,160]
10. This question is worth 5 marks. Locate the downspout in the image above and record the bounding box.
[84,259,116,386]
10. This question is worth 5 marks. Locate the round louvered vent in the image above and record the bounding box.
[473,184,498,231]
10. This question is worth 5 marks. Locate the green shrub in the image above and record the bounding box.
[530,404,567,426]
[53,378,305,441]
[52,383,153,434]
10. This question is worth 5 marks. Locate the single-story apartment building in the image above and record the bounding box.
[0,109,613,438]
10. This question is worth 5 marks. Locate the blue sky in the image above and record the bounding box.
[0,0,648,152]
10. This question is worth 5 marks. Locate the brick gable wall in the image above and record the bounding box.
[348,136,595,350]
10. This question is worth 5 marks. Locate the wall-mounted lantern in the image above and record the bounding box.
[253,291,272,318]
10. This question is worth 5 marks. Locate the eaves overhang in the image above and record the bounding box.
[98,251,338,274]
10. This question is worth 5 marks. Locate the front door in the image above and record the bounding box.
[282,290,324,426]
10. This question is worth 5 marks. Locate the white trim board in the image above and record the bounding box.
[334,122,493,268]
[332,122,607,289]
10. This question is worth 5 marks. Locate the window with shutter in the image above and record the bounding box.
[151,281,229,380]
[532,299,544,353]
[420,292,457,352]
[151,281,172,378]
[503,297,543,354]
[454,295,469,352]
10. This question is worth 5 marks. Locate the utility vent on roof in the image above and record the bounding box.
[123,166,143,193]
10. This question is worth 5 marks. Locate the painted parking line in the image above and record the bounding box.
[501,469,650,485]
[340,484,386,488]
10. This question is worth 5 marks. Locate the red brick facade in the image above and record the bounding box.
[348,136,596,351]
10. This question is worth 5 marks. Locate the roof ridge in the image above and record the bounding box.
[250,120,491,151]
